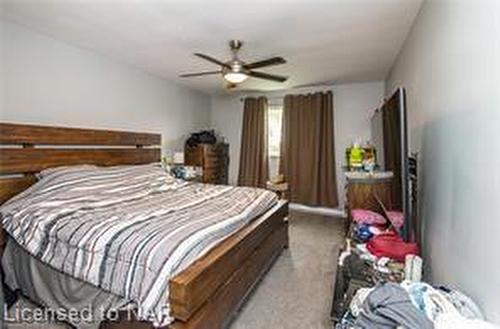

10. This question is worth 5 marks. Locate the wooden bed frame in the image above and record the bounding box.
[0,122,289,329]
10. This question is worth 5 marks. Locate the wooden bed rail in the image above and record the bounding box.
[169,200,288,321]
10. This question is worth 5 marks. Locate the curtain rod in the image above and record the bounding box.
[239,96,284,102]
[239,90,332,102]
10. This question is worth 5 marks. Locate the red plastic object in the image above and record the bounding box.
[366,231,419,261]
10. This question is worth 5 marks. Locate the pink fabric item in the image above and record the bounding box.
[351,209,387,225]
[385,210,404,229]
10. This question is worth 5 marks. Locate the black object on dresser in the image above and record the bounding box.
[184,143,229,184]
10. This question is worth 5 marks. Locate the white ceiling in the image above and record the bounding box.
[1,0,422,95]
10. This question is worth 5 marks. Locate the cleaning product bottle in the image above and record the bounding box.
[349,142,364,170]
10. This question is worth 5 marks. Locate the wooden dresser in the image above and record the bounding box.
[185,143,229,184]
[345,172,394,216]
[344,172,394,233]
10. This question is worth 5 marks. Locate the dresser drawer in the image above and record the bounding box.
[185,143,229,185]
[185,147,203,167]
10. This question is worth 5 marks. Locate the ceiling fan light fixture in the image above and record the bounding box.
[223,71,248,84]
[181,40,288,85]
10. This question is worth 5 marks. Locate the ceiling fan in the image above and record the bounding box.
[179,40,288,86]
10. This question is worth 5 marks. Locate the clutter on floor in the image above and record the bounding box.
[331,208,498,329]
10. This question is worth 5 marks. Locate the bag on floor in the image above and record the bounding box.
[366,231,419,261]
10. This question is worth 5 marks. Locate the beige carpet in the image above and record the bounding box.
[6,211,345,329]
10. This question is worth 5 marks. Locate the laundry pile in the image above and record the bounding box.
[336,281,497,329]
[351,209,418,262]
[345,209,420,282]
[332,209,499,329]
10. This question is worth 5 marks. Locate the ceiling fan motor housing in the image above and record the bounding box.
[227,40,246,75]
[225,59,245,74]
[229,39,243,51]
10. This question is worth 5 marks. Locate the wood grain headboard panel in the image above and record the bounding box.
[0,123,160,145]
[0,176,37,205]
[0,123,162,204]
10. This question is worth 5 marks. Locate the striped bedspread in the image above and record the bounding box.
[0,164,277,326]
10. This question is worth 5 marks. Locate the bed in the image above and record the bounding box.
[0,122,289,329]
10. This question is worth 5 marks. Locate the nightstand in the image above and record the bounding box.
[266,181,288,199]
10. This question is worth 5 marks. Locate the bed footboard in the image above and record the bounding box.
[100,200,289,329]
[169,200,288,321]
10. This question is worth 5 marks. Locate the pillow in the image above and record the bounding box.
[385,210,404,229]
[351,209,387,225]
[37,165,98,179]
[37,163,166,179]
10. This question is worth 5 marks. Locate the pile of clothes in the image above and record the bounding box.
[335,209,499,329]
[336,281,498,329]
[334,208,499,328]
[185,129,217,147]
[351,209,418,262]
[346,209,421,282]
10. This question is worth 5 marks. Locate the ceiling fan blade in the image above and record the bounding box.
[248,70,288,82]
[194,53,231,69]
[179,70,221,77]
[244,57,286,70]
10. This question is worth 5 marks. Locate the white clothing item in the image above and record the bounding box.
[404,255,423,282]
[349,288,374,317]
[355,243,377,262]
[400,281,458,321]
[438,287,485,320]
[435,313,499,329]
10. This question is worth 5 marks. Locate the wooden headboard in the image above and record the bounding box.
[0,122,161,204]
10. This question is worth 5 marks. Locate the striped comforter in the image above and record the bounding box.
[0,164,277,326]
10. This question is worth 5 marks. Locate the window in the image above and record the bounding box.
[268,104,283,158]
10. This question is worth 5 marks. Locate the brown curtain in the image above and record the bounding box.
[238,97,269,187]
[382,92,402,209]
[279,91,338,207]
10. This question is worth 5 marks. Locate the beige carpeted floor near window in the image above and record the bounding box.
[6,211,345,329]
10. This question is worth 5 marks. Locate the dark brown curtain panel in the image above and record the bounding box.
[279,91,338,207]
[238,97,269,188]
[382,92,402,209]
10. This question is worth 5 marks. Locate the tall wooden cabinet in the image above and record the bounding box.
[185,143,229,184]
[346,178,393,213]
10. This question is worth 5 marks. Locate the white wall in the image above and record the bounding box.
[387,0,500,323]
[210,95,244,184]
[210,81,385,209]
[1,20,211,153]
[370,108,385,169]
